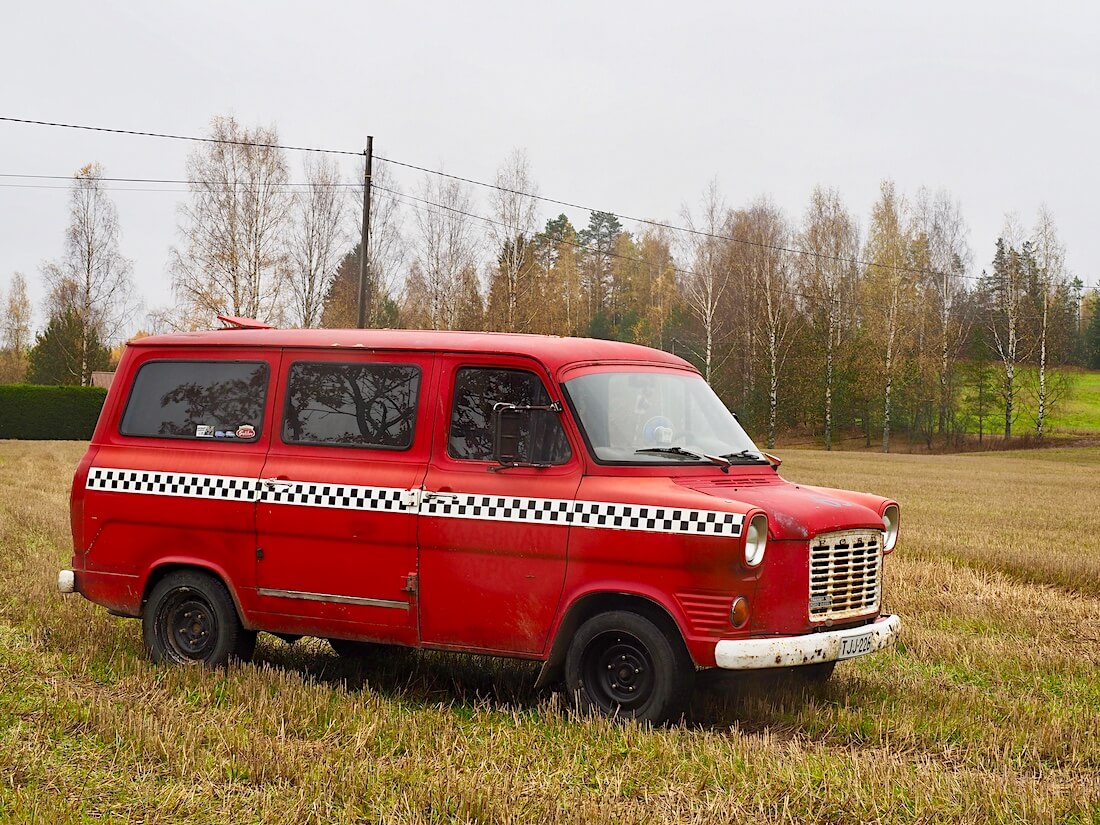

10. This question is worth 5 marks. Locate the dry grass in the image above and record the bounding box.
[1,440,1098,823]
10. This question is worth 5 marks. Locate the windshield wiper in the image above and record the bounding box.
[635,447,702,460]
[636,447,733,472]
[720,449,769,464]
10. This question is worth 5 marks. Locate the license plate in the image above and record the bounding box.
[838,631,874,660]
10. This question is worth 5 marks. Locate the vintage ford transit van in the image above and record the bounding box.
[61,317,900,722]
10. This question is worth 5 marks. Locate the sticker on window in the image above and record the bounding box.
[236,424,256,439]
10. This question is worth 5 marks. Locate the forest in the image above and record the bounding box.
[3,116,1098,452]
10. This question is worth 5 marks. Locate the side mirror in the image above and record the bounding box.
[493,407,527,464]
[491,401,563,468]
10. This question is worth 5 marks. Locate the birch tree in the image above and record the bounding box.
[170,117,292,324]
[912,188,971,439]
[740,199,796,449]
[982,217,1029,438]
[287,156,346,327]
[41,164,137,384]
[863,180,915,453]
[407,173,478,330]
[680,181,732,383]
[487,150,540,331]
[1031,207,1065,439]
[798,187,860,450]
[1,273,32,381]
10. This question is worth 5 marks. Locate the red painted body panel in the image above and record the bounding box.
[253,349,434,644]
[75,346,277,618]
[418,354,581,654]
[69,328,897,669]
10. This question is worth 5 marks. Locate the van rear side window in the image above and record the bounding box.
[119,360,269,441]
[282,362,420,449]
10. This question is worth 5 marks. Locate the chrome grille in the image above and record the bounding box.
[809,529,882,621]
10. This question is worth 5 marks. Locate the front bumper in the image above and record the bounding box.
[714,614,900,670]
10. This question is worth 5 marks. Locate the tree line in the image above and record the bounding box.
[3,115,1099,450]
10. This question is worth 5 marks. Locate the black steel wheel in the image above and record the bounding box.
[565,610,693,724]
[143,571,253,666]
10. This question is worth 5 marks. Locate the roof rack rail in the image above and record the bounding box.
[216,314,273,330]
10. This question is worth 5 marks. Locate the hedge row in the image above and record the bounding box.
[0,384,108,440]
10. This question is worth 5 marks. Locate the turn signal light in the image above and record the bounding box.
[730,596,750,628]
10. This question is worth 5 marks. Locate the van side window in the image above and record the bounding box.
[283,362,420,449]
[119,360,268,441]
[448,368,571,463]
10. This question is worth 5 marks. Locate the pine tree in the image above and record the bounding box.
[27,308,111,385]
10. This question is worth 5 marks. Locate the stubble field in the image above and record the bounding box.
[0,440,1098,824]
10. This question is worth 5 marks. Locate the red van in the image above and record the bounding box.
[60,319,900,722]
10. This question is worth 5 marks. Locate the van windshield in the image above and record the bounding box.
[564,370,765,465]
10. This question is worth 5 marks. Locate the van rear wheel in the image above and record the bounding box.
[564,610,693,724]
[143,571,253,666]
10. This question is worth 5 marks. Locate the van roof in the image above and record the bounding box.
[129,328,696,373]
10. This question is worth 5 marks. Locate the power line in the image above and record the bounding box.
[373,155,972,284]
[1,114,970,282]
[0,173,359,187]
[374,183,880,316]
[0,116,362,156]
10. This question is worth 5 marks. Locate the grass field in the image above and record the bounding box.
[961,367,1100,438]
[1,441,1098,823]
[1046,369,1100,434]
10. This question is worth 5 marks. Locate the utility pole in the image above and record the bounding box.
[356,135,374,329]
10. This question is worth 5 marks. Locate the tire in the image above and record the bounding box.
[564,610,694,724]
[143,571,253,666]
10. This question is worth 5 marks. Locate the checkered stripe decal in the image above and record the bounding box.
[574,500,743,537]
[87,467,406,513]
[423,494,743,537]
[424,494,575,525]
[88,467,744,537]
[87,467,262,500]
[263,483,406,512]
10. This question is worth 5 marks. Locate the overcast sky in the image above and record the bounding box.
[2,1,1097,334]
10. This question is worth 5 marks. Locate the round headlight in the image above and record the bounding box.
[882,504,899,553]
[744,513,768,567]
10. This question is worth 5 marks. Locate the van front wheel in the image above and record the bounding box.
[143,571,253,666]
[564,610,693,724]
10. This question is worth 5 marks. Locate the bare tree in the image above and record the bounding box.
[3,272,32,356]
[680,180,732,383]
[407,173,478,330]
[912,188,972,439]
[0,272,32,381]
[319,160,407,328]
[487,150,540,331]
[740,199,796,449]
[983,215,1029,439]
[798,187,860,450]
[287,156,347,327]
[41,164,137,384]
[170,116,292,325]
[1032,206,1066,439]
[863,180,915,453]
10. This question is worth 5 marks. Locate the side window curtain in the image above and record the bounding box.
[283,362,420,449]
[448,368,570,464]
